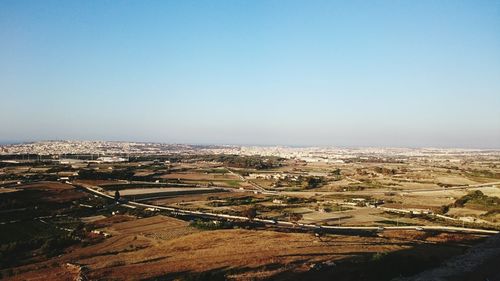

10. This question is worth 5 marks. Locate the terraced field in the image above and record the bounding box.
[5,215,486,281]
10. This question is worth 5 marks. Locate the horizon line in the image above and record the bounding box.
[1,139,500,151]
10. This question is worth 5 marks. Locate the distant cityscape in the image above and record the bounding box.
[1,140,499,162]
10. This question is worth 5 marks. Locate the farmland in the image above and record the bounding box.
[2,215,487,281]
[0,146,499,280]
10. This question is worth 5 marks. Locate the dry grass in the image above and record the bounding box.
[160,172,240,181]
[6,215,485,281]
[19,182,74,191]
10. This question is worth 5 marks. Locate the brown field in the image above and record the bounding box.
[160,172,240,181]
[5,215,485,281]
[1,151,499,280]
[115,187,220,196]
[150,191,268,205]
[90,214,137,228]
[0,187,18,194]
[17,182,88,203]
[76,179,128,186]
[19,181,75,190]
[149,191,233,204]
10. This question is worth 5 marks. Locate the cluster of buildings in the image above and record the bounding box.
[0,141,221,156]
[1,141,498,162]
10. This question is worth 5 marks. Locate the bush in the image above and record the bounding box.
[189,220,233,230]
[40,236,77,257]
[307,177,325,189]
[454,190,500,209]
[241,207,257,220]
[371,252,388,261]
[438,204,450,214]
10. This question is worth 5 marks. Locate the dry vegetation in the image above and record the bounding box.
[4,215,486,281]
[1,152,499,280]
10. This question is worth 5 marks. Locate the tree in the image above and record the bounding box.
[289,213,303,224]
[307,177,324,189]
[438,204,450,214]
[114,190,121,202]
[242,206,257,220]
[331,168,342,181]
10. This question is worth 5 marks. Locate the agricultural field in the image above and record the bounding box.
[0,149,499,280]
[2,215,488,281]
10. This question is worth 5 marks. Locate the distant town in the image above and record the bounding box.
[1,140,499,280]
[2,140,499,161]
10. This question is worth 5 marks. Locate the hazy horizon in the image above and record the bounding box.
[2,138,500,150]
[1,1,499,148]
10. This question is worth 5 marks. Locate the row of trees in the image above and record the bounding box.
[242,206,303,223]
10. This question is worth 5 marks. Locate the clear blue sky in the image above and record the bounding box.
[1,0,499,148]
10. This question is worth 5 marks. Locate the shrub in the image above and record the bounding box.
[371,252,388,261]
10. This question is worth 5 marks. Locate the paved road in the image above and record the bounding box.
[398,181,500,193]
[74,182,499,235]
[279,180,500,198]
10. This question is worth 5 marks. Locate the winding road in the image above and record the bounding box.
[73,182,499,235]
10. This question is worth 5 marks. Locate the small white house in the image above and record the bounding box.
[272,199,284,204]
